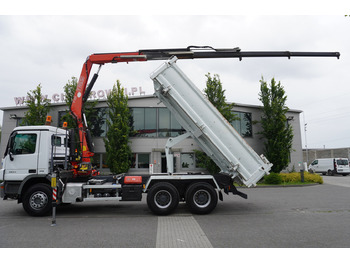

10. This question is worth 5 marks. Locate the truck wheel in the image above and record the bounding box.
[185,182,218,215]
[147,182,179,215]
[327,170,333,176]
[22,183,52,217]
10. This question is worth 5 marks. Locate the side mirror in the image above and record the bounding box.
[4,132,17,161]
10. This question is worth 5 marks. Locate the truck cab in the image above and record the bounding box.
[0,126,68,200]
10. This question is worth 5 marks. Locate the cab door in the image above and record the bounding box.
[3,131,40,181]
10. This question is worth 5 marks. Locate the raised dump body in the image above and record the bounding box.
[150,57,272,187]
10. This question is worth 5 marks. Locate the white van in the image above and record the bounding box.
[308,158,350,176]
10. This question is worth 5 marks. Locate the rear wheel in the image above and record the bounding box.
[22,183,52,217]
[185,182,218,214]
[147,182,179,215]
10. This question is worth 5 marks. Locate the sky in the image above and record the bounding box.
[0,1,349,150]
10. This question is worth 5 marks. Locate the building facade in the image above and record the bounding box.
[0,95,303,174]
[303,148,350,165]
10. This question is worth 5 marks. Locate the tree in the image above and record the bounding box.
[104,80,132,174]
[204,73,237,123]
[61,76,105,136]
[258,77,293,173]
[61,77,78,128]
[195,73,238,174]
[22,84,50,125]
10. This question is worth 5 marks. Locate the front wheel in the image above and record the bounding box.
[147,182,179,215]
[22,183,52,217]
[185,182,218,215]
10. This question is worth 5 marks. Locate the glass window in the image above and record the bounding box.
[181,153,195,169]
[158,108,171,137]
[131,107,184,138]
[144,108,157,137]
[231,111,252,137]
[91,153,101,169]
[88,107,107,137]
[53,136,62,147]
[101,153,109,168]
[131,108,157,137]
[58,111,67,127]
[130,153,150,169]
[336,159,348,165]
[171,113,185,137]
[131,108,144,136]
[138,153,150,168]
[60,108,108,137]
[11,134,37,155]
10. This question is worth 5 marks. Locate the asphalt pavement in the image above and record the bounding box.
[1,175,349,248]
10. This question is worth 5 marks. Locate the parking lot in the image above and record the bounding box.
[1,175,350,248]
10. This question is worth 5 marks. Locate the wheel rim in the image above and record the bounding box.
[29,191,49,210]
[154,190,172,209]
[193,189,211,208]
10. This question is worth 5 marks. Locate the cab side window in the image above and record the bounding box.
[311,160,318,165]
[11,134,37,155]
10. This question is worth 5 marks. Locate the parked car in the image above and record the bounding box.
[308,158,350,176]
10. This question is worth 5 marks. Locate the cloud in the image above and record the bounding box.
[0,15,349,148]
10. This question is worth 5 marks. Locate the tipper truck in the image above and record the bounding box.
[0,46,340,216]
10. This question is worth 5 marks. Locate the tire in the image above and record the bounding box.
[185,182,218,215]
[147,182,179,215]
[327,170,334,176]
[22,183,52,217]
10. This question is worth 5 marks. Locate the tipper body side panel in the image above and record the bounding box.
[150,57,272,187]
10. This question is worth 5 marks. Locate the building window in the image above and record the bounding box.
[131,108,157,137]
[131,153,150,169]
[91,153,102,169]
[130,107,185,138]
[58,108,107,137]
[158,108,171,137]
[57,107,185,138]
[89,108,107,137]
[231,111,252,137]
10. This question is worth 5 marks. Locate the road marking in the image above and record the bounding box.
[156,216,213,248]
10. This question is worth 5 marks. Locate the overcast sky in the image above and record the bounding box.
[1,2,349,149]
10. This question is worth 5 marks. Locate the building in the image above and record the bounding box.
[0,95,303,174]
[303,147,350,165]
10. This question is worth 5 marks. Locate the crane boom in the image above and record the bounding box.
[70,46,340,175]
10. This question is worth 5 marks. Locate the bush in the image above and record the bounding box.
[280,172,323,184]
[264,172,282,184]
[262,171,323,185]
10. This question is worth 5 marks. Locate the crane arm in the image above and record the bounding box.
[70,46,340,175]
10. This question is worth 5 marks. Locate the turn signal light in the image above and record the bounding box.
[45,116,52,126]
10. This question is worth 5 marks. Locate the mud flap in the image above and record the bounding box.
[224,185,248,199]
[218,190,223,201]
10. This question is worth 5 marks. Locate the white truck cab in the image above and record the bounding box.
[0,126,68,195]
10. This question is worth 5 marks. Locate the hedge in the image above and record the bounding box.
[263,171,323,185]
